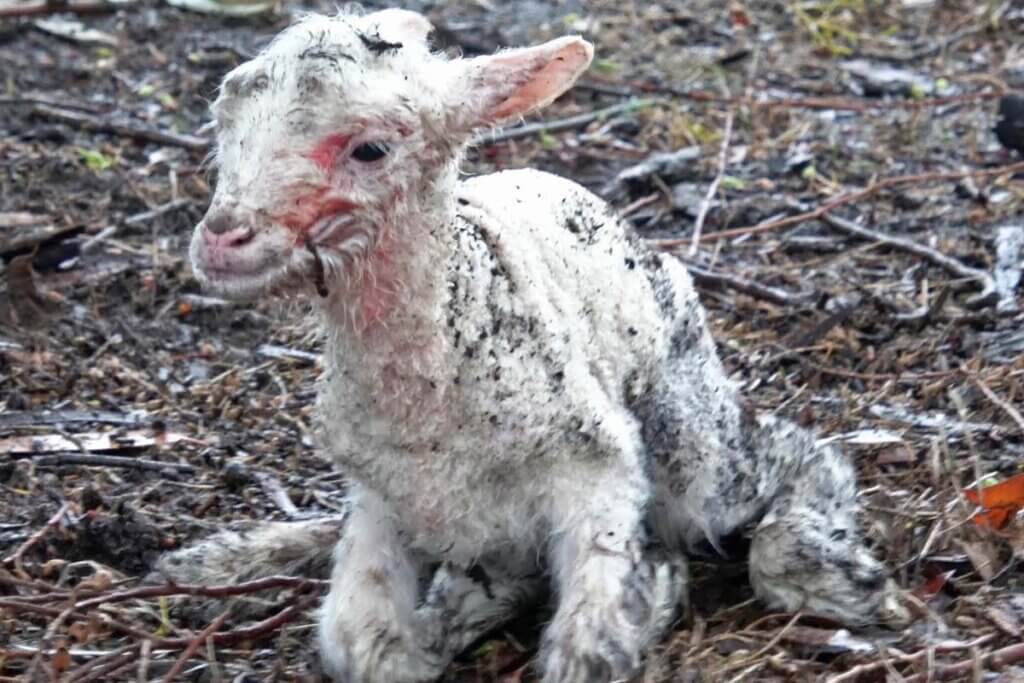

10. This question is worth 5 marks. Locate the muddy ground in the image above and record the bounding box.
[2,0,1024,681]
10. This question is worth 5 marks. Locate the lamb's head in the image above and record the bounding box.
[190,8,593,301]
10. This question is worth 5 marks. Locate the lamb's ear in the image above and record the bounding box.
[451,36,594,130]
[370,8,433,45]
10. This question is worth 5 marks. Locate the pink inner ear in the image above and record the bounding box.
[309,133,352,172]
[485,40,593,123]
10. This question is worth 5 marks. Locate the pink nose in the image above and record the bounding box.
[203,224,255,249]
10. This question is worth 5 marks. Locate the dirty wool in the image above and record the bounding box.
[159,8,908,682]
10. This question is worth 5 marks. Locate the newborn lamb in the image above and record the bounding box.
[160,8,907,682]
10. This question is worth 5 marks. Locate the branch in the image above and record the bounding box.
[684,262,815,306]
[636,81,1003,112]
[23,452,196,473]
[31,104,209,151]
[474,100,654,145]
[819,212,997,309]
[689,108,734,255]
[74,575,327,609]
[660,160,1024,248]
[2,502,70,578]
[902,642,1024,683]
[0,0,131,18]
[161,609,230,683]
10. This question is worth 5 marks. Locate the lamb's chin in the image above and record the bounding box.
[194,262,299,302]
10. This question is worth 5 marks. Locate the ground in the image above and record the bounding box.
[2,0,1024,681]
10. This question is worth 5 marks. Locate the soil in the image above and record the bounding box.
[2,0,1024,681]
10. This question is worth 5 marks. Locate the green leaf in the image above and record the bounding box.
[77,148,115,171]
[539,132,558,150]
[721,175,746,190]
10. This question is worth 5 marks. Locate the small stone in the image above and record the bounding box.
[222,460,252,490]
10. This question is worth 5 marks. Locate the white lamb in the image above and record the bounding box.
[160,8,907,682]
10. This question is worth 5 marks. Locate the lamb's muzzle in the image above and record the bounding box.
[168,7,909,683]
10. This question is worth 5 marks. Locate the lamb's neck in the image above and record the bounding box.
[320,191,457,375]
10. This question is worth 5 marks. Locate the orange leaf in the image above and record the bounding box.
[964,473,1024,508]
[964,473,1024,529]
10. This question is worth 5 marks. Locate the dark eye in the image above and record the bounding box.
[351,142,389,162]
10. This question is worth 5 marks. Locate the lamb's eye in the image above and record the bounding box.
[351,142,389,162]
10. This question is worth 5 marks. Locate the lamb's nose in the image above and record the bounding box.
[202,209,254,248]
[204,209,236,235]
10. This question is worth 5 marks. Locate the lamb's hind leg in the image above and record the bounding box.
[319,487,540,682]
[746,416,908,626]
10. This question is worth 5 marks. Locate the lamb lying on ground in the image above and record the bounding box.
[159,8,908,681]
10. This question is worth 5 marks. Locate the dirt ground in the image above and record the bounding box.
[2,0,1024,680]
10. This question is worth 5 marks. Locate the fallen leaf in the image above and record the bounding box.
[51,645,71,675]
[67,621,91,643]
[912,569,955,601]
[958,538,1001,581]
[76,569,113,592]
[964,472,1024,529]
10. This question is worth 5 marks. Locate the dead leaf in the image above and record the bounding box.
[964,473,1024,529]
[76,569,113,592]
[67,621,91,643]
[912,569,955,601]
[51,645,71,675]
[958,538,1001,581]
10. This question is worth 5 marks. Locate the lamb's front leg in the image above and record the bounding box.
[319,488,539,682]
[541,463,686,683]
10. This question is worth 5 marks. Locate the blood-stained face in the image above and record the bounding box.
[189,9,592,301]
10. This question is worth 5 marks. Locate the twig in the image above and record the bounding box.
[0,0,131,18]
[474,99,654,145]
[31,103,209,151]
[672,160,1024,248]
[257,472,300,517]
[689,108,734,256]
[22,452,196,473]
[684,262,815,306]
[902,642,1024,683]
[2,502,70,578]
[826,634,997,682]
[75,575,327,610]
[968,368,1024,435]
[819,212,997,309]
[74,198,193,261]
[161,609,230,683]
[637,82,1003,112]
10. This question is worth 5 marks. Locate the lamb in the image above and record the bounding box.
[159,8,908,682]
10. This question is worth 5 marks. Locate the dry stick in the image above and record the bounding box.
[75,575,327,610]
[64,643,138,683]
[902,642,1024,683]
[31,104,209,151]
[688,108,735,256]
[161,609,230,683]
[474,99,654,145]
[24,452,196,473]
[657,160,1024,249]
[819,212,997,309]
[1,592,320,649]
[638,82,1003,112]
[0,0,130,18]
[2,502,70,578]
[969,369,1024,434]
[684,262,815,306]
[826,634,997,682]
